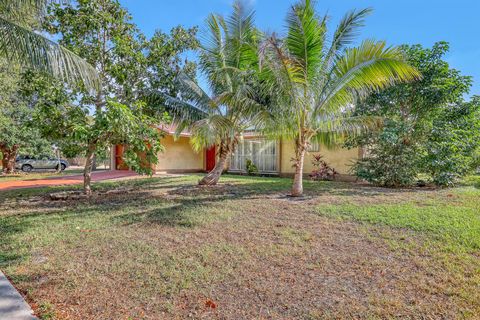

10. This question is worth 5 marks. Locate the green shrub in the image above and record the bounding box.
[347,43,479,188]
[245,159,258,176]
[421,99,480,186]
[348,121,421,187]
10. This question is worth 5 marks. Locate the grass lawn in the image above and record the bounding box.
[1,174,479,319]
[0,168,85,182]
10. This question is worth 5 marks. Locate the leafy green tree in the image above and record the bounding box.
[259,0,419,196]
[146,26,199,96]
[42,0,143,193]
[0,60,53,173]
[0,0,96,172]
[37,0,197,193]
[422,97,480,186]
[0,106,52,174]
[149,1,264,185]
[43,0,147,193]
[349,121,421,187]
[349,42,473,187]
[22,69,166,194]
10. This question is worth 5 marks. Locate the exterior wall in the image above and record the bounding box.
[279,139,359,175]
[113,134,358,176]
[227,136,358,177]
[156,135,204,173]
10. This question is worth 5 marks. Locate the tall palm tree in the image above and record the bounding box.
[149,1,265,185]
[259,0,420,197]
[0,0,99,89]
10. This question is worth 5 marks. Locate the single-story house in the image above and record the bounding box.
[112,126,360,180]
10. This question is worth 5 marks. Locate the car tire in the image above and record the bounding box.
[60,163,66,171]
[22,164,33,173]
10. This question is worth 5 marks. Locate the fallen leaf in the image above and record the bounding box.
[205,299,217,309]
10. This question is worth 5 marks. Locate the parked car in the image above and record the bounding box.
[15,156,69,172]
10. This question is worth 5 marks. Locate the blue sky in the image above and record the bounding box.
[121,0,479,97]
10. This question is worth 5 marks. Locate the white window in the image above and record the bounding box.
[309,141,321,152]
[230,139,278,173]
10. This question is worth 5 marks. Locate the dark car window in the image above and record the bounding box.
[17,156,34,160]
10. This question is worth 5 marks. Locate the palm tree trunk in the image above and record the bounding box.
[83,142,96,195]
[199,141,232,186]
[291,138,307,197]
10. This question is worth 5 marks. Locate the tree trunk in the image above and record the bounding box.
[1,145,18,174]
[55,148,62,174]
[1,148,7,173]
[83,143,96,195]
[1,157,6,173]
[291,138,307,197]
[83,91,103,195]
[199,141,232,186]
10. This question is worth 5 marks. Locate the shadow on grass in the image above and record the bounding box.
[109,175,404,228]
[0,173,411,266]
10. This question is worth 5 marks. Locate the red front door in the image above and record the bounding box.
[115,145,129,170]
[206,146,216,171]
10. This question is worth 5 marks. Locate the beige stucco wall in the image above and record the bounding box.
[156,135,204,172]
[280,140,358,175]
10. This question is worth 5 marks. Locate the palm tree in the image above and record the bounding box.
[259,0,420,197]
[0,0,99,88]
[149,1,265,185]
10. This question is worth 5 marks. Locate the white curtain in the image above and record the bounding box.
[230,139,278,173]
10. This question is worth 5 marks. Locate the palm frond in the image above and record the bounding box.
[215,84,265,122]
[260,35,301,94]
[327,8,372,60]
[316,40,420,114]
[336,40,420,89]
[0,0,67,24]
[175,73,218,113]
[316,8,372,90]
[0,17,100,89]
[0,0,64,10]
[285,0,326,84]
[200,13,232,94]
[226,0,257,69]
[146,90,208,126]
[189,115,235,151]
[311,115,383,149]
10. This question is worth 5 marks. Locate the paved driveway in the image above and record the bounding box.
[0,170,138,191]
[0,271,37,319]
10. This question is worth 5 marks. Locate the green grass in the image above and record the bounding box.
[0,169,85,182]
[462,174,480,188]
[317,187,480,252]
[1,174,480,319]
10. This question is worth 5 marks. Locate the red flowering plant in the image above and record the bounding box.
[309,154,338,181]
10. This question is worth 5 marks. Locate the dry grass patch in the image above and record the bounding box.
[1,174,479,319]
